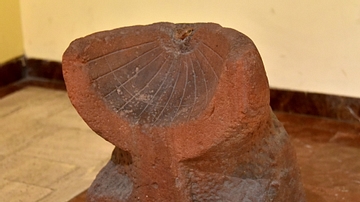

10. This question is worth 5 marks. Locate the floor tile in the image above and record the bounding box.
[0,154,77,188]
[0,178,10,188]
[18,128,113,167]
[0,87,66,120]
[43,105,92,131]
[38,160,109,202]
[0,121,54,156]
[0,181,52,202]
[0,86,114,202]
[0,87,71,156]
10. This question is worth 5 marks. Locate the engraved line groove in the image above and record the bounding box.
[94,46,160,81]
[171,56,188,122]
[101,49,127,99]
[200,41,224,61]
[117,52,166,111]
[103,51,164,98]
[186,54,198,121]
[154,59,182,124]
[135,57,176,123]
[194,52,209,105]
[196,48,219,81]
[87,40,157,64]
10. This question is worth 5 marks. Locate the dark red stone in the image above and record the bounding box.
[63,22,306,202]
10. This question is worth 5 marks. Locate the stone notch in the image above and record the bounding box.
[63,22,306,202]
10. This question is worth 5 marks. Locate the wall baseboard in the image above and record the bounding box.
[0,56,25,87]
[270,89,360,123]
[0,56,65,85]
[0,56,65,97]
[26,58,64,81]
[1,56,359,123]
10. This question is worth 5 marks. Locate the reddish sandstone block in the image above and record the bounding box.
[63,22,306,202]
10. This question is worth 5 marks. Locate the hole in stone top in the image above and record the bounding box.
[176,28,194,40]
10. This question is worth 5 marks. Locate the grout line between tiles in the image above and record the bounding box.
[1,178,56,192]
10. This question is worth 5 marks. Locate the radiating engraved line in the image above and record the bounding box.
[101,48,126,100]
[149,58,179,109]
[103,51,164,98]
[196,48,219,81]
[117,53,167,111]
[135,56,175,123]
[87,40,157,64]
[154,59,182,124]
[94,46,160,81]
[200,42,224,61]
[187,54,198,121]
[171,56,188,122]
[194,51,209,105]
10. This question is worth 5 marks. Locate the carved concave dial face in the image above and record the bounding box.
[85,24,226,126]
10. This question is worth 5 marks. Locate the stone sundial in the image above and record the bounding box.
[63,22,306,202]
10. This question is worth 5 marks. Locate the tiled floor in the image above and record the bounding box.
[0,87,113,202]
[1,87,360,202]
[276,112,360,202]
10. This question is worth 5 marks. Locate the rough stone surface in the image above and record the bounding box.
[62,22,306,202]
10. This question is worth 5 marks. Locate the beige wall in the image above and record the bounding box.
[0,0,23,64]
[19,0,360,98]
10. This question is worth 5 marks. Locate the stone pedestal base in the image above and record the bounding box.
[87,113,305,202]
